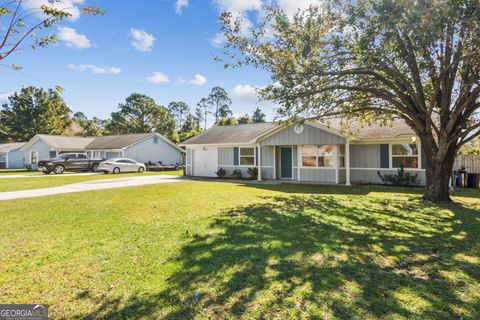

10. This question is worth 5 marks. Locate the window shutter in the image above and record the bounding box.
[380,144,389,168]
[233,147,239,166]
[255,147,258,166]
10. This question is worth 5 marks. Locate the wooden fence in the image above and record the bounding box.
[454,155,480,173]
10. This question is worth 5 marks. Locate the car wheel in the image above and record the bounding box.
[53,165,65,174]
[113,167,120,174]
[92,164,99,172]
[138,166,145,173]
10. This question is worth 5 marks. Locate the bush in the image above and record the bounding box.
[378,166,420,186]
[231,169,242,179]
[247,167,258,180]
[215,168,227,178]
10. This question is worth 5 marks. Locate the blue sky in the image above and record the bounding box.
[0,0,317,125]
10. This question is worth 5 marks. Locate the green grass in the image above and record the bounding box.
[0,182,479,319]
[0,169,41,175]
[0,170,183,192]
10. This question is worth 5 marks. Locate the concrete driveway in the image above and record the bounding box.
[0,175,185,201]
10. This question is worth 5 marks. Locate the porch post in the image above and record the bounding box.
[257,143,262,181]
[345,141,351,186]
[273,146,276,179]
[5,151,9,169]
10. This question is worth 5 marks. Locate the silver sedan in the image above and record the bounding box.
[97,158,146,174]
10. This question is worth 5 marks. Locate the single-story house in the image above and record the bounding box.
[180,120,427,186]
[0,142,26,169]
[22,133,184,170]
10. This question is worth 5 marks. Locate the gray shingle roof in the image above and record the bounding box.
[318,118,415,140]
[182,123,278,145]
[181,118,416,145]
[36,135,94,150]
[0,142,25,153]
[86,133,154,149]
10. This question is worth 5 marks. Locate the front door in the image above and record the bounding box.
[280,147,292,179]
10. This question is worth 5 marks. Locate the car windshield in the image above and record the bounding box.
[54,154,70,160]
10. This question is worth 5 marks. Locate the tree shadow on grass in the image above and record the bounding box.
[78,194,480,319]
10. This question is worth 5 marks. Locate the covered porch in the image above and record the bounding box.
[256,144,351,185]
[255,123,351,185]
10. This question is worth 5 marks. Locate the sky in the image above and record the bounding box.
[0,0,319,126]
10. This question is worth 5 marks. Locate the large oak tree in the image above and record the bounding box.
[220,0,480,202]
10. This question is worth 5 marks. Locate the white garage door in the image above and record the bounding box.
[193,147,218,177]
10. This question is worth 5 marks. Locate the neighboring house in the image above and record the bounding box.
[181,120,427,186]
[22,133,184,170]
[0,142,26,169]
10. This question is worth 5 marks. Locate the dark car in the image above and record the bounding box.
[38,153,103,174]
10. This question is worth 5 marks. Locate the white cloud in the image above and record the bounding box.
[276,0,320,17]
[130,28,156,52]
[0,92,13,102]
[214,0,262,13]
[231,84,276,106]
[57,27,91,49]
[230,84,275,118]
[146,72,169,84]
[175,0,189,14]
[210,0,321,47]
[231,84,261,103]
[22,0,85,21]
[68,64,122,75]
[210,32,226,48]
[180,74,208,86]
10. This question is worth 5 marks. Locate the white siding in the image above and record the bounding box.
[261,146,274,166]
[260,123,346,146]
[124,136,183,165]
[300,168,336,183]
[23,139,52,167]
[350,144,381,168]
[218,147,234,166]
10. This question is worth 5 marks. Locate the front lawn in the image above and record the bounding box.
[0,170,183,192]
[0,182,479,319]
[0,169,41,175]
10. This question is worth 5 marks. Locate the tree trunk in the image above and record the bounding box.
[422,139,457,202]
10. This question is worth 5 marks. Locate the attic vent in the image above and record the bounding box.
[153,137,158,144]
[294,124,304,134]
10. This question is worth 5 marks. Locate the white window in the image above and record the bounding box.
[239,147,255,166]
[30,151,38,165]
[301,145,334,168]
[391,144,419,168]
[338,145,345,168]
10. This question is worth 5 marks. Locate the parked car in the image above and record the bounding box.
[38,153,103,174]
[97,158,146,174]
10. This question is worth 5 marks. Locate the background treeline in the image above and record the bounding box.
[0,86,267,143]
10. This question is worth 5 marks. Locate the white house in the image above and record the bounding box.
[22,133,184,170]
[181,119,426,186]
[0,142,26,169]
